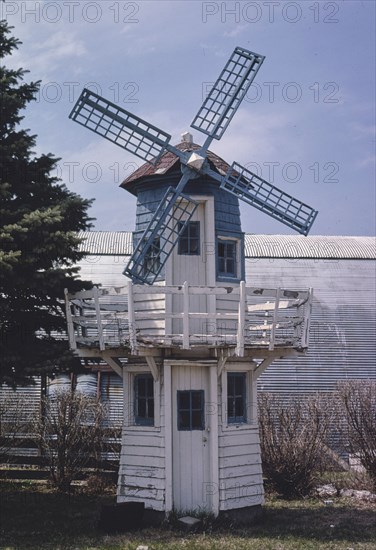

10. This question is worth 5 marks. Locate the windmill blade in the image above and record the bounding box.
[69,88,173,165]
[191,47,264,142]
[221,162,318,236]
[124,185,199,284]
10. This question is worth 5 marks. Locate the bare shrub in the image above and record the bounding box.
[336,380,376,490]
[36,390,106,491]
[258,392,333,499]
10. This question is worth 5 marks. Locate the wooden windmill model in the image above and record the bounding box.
[66,47,317,521]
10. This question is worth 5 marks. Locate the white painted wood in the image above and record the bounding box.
[209,365,219,516]
[164,363,173,512]
[269,287,281,351]
[145,356,159,381]
[127,280,137,353]
[182,281,190,349]
[93,286,105,350]
[172,365,211,512]
[236,281,246,357]
[101,353,123,378]
[64,288,77,350]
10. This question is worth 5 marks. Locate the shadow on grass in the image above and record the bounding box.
[1,483,375,549]
[244,500,376,545]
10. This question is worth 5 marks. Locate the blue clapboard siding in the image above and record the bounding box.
[131,174,244,282]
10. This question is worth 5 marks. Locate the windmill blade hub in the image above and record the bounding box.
[186,152,206,172]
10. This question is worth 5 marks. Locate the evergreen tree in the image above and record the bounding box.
[0,21,93,386]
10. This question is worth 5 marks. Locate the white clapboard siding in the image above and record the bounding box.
[117,373,166,511]
[218,426,264,509]
[117,430,166,510]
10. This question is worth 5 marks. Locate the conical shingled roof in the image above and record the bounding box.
[120,141,231,192]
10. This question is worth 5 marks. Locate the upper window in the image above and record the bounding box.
[218,239,237,277]
[178,221,200,255]
[134,374,154,426]
[177,390,205,430]
[227,372,246,424]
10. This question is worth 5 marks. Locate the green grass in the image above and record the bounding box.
[0,480,375,549]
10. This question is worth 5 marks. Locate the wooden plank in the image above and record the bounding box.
[93,286,105,351]
[127,280,137,353]
[220,487,264,508]
[221,453,263,469]
[219,462,263,479]
[122,434,164,447]
[119,465,165,479]
[64,288,77,350]
[209,365,219,516]
[120,475,165,490]
[246,287,309,300]
[120,455,162,468]
[218,473,263,489]
[164,363,173,512]
[120,445,165,458]
[219,441,260,458]
[117,494,165,511]
[236,281,246,357]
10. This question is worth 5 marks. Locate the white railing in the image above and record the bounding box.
[64,282,312,356]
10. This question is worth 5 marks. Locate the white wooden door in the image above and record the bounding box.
[171,202,207,336]
[171,365,211,512]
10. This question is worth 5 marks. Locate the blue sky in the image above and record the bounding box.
[2,0,375,236]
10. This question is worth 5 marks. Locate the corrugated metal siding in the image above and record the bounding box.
[0,378,42,416]
[77,231,133,256]
[0,379,42,457]
[77,232,376,261]
[248,259,376,393]
[245,235,376,259]
[100,372,123,427]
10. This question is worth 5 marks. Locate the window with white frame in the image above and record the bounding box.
[178,221,200,255]
[217,238,237,278]
[227,372,247,424]
[134,374,154,426]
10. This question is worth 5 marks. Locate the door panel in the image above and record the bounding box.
[172,365,211,512]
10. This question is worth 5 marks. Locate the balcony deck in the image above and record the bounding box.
[65,282,312,358]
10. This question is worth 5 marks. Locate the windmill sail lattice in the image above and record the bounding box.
[221,162,318,236]
[124,187,199,283]
[191,47,264,141]
[69,89,172,165]
[69,46,318,284]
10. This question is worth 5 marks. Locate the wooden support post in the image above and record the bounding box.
[146,356,159,381]
[301,288,313,348]
[236,280,246,357]
[93,285,105,351]
[102,353,123,378]
[269,287,281,351]
[209,365,219,516]
[217,349,228,378]
[164,363,173,513]
[64,288,77,350]
[182,281,190,350]
[253,357,275,379]
[127,281,137,354]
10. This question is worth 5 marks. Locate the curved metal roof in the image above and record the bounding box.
[245,234,376,259]
[78,231,375,260]
[77,231,133,255]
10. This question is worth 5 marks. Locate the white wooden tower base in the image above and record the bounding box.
[118,358,267,517]
[65,280,311,520]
